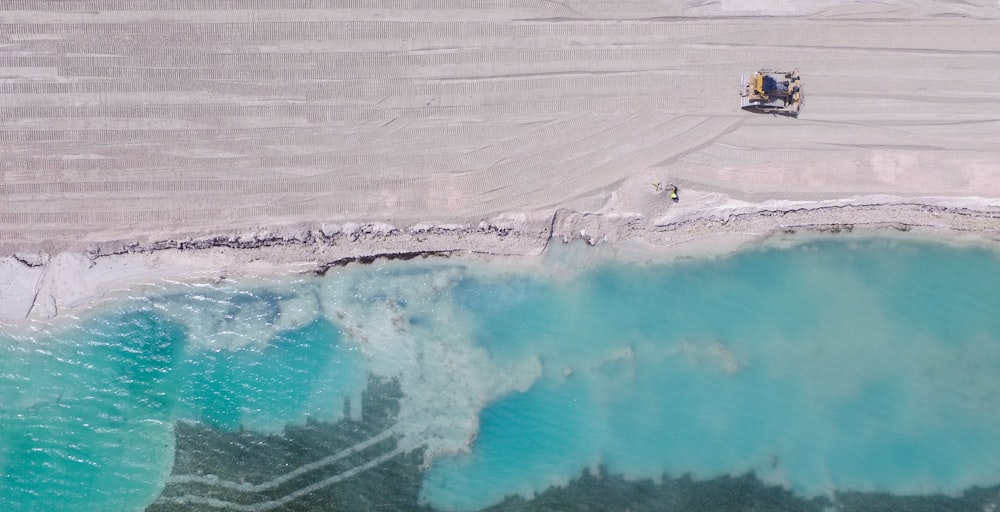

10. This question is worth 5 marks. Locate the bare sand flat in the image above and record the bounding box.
[2,0,1000,319]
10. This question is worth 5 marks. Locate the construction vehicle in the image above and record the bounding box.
[740,70,802,117]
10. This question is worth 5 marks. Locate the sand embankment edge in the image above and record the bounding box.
[2,193,999,323]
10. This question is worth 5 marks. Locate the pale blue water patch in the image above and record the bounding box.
[421,238,1000,510]
[175,318,365,432]
[0,295,368,510]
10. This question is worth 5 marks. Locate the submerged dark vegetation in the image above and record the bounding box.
[147,377,1000,512]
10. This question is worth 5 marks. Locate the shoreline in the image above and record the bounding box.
[3,190,999,323]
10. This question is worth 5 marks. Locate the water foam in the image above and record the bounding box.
[313,262,544,462]
[146,278,321,352]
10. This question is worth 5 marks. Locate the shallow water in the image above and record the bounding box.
[2,237,1000,511]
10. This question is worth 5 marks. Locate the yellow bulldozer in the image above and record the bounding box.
[740,70,801,117]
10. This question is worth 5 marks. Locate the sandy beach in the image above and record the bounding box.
[3,0,1000,321]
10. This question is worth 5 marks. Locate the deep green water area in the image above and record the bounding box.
[2,237,1000,511]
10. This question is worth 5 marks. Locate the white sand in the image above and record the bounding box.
[2,0,1000,320]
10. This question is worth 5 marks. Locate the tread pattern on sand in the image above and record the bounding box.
[3,2,1000,249]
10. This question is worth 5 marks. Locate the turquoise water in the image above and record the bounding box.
[2,237,1000,510]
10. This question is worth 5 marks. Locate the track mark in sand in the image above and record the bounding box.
[460,114,742,213]
[456,113,669,204]
[447,115,595,171]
